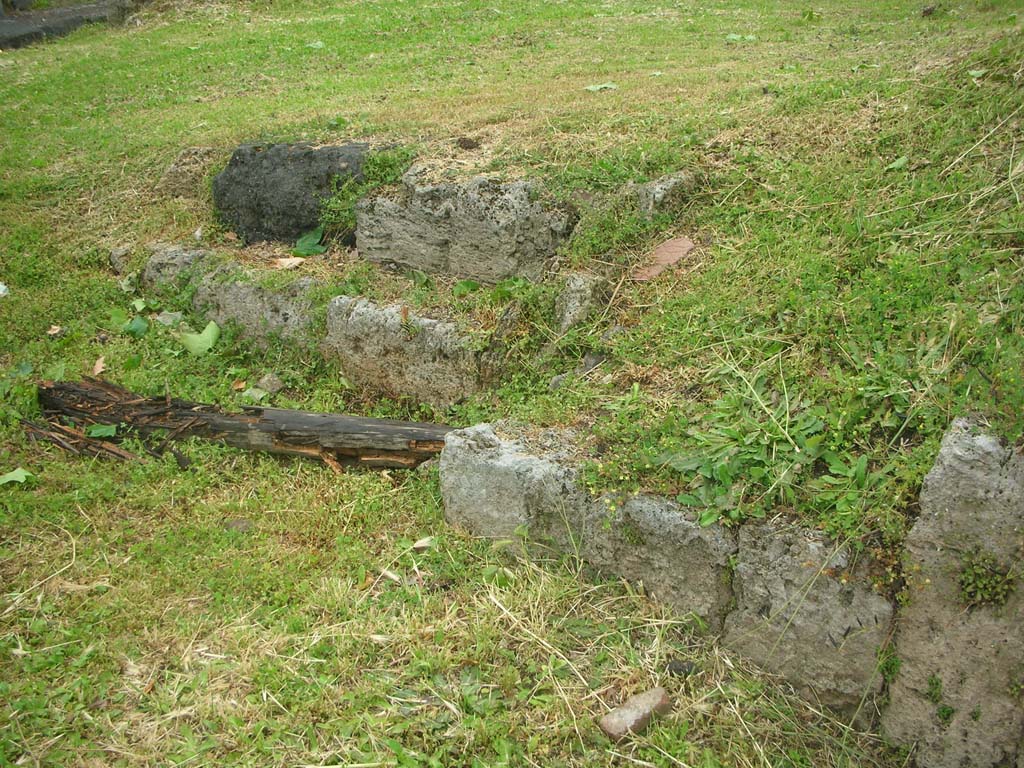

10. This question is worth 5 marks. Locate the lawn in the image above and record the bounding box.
[1,0,1022,765]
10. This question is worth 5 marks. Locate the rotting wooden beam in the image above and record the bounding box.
[34,378,452,469]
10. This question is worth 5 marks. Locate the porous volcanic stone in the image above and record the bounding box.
[193,268,315,347]
[881,419,1024,768]
[584,495,736,630]
[212,142,369,242]
[440,427,737,626]
[322,297,480,408]
[598,687,672,742]
[554,272,608,332]
[140,242,211,289]
[633,171,698,218]
[722,522,893,717]
[439,424,589,550]
[354,166,578,284]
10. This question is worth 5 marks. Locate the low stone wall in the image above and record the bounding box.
[139,243,483,407]
[439,421,1023,765]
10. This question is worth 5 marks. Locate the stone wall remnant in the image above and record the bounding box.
[882,419,1023,768]
[322,297,481,408]
[355,166,578,284]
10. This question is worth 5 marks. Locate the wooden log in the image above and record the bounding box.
[36,378,452,469]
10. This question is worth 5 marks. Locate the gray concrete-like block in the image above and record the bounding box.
[584,495,736,630]
[882,419,1024,768]
[440,426,737,628]
[722,522,893,718]
[355,166,577,284]
[633,171,698,218]
[193,269,315,347]
[322,297,481,408]
[554,272,609,333]
[439,424,589,550]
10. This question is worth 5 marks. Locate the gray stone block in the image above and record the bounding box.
[140,242,211,290]
[193,269,315,347]
[554,272,608,333]
[633,171,698,218]
[355,166,577,284]
[722,522,893,717]
[439,424,589,550]
[583,495,736,630]
[881,419,1024,768]
[322,296,481,408]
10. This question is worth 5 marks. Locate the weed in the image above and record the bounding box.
[958,551,1016,608]
[320,146,418,237]
[878,646,901,685]
[927,675,943,704]
[937,705,955,726]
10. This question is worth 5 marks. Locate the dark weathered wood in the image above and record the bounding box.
[36,378,452,468]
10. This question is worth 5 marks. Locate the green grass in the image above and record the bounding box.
[1,0,1022,764]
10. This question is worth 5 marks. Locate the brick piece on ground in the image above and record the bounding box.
[598,687,673,742]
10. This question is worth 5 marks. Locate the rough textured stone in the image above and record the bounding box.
[256,373,286,394]
[882,419,1024,768]
[440,424,589,549]
[633,171,698,218]
[355,166,578,283]
[157,147,220,199]
[722,522,893,716]
[598,687,672,742]
[554,272,608,332]
[140,242,211,290]
[109,245,132,275]
[583,495,736,630]
[440,428,736,627]
[193,269,315,347]
[322,297,480,408]
[212,142,369,242]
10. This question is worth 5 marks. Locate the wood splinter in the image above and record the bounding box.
[33,378,453,470]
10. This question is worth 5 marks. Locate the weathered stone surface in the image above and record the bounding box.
[193,269,315,346]
[140,242,211,290]
[158,147,220,199]
[583,495,736,630]
[256,373,285,394]
[598,687,672,742]
[633,171,697,218]
[440,424,589,549]
[554,272,608,333]
[440,428,735,627]
[722,522,893,716]
[109,245,131,275]
[212,142,369,242]
[882,419,1024,768]
[322,297,480,408]
[355,166,578,284]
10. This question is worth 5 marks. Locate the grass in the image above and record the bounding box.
[1,0,1022,764]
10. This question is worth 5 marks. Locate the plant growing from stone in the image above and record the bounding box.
[957,550,1016,608]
